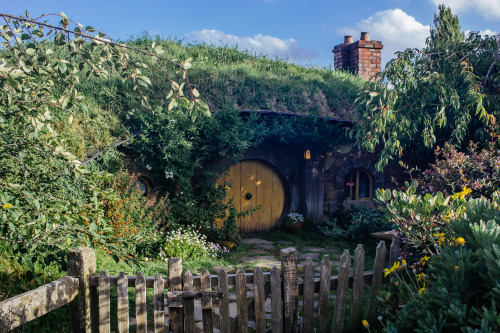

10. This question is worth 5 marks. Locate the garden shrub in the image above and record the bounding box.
[96,170,173,258]
[375,181,467,255]
[417,141,500,199]
[0,11,203,273]
[161,227,228,260]
[319,205,386,240]
[380,192,500,332]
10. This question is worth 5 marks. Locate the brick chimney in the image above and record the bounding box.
[332,32,383,80]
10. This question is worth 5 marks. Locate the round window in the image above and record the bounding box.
[136,178,149,196]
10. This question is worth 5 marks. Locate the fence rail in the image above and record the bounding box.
[0,276,79,331]
[88,271,375,293]
[0,240,397,332]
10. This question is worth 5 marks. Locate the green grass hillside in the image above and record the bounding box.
[79,35,364,123]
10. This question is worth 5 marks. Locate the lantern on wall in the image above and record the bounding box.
[304,149,311,160]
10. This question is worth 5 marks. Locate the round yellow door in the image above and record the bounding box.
[216,159,285,233]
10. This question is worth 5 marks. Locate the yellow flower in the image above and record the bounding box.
[402,259,407,267]
[443,212,453,222]
[420,256,431,266]
[451,186,472,200]
[384,261,402,277]
[417,273,426,282]
[362,320,369,328]
[2,203,13,209]
[455,237,466,246]
[455,266,460,271]
[433,233,445,245]
[418,287,426,295]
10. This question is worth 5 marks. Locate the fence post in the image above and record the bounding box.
[168,258,183,333]
[281,247,299,333]
[349,244,365,331]
[368,241,387,323]
[389,237,401,266]
[67,247,97,333]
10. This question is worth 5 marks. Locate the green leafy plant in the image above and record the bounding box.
[319,205,386,240]
[375,181,467,255]
[284,212,305,228]
[161,226,228,260]
[379,192,500,332]
[0,10,204,272]
[214,198,258,243]
[350,5,499,170]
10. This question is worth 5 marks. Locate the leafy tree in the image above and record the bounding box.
[0,11,204,270]
[430,4,464,47]
[351,6,499,170]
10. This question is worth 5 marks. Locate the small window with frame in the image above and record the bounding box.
[344,168,373,200]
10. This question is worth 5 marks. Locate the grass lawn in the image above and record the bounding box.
[95,226,381,277]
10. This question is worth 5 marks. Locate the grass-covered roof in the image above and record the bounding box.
[82,35,365,121]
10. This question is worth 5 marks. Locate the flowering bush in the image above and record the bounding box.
[284,212,304,228]
[417,142,500,198]
[376,181,468,255]
[377,192,500,332]
[161,227,229,260]
[85,170,173,258]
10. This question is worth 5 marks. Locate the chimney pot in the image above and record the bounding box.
[334,32,382,81]
[344,35,353,44]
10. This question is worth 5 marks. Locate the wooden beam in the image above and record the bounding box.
[0,277,79,331]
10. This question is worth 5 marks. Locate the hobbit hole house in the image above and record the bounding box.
[214,33,392,232]
[133,33,399,233]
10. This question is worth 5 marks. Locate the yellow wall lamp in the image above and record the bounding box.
[304,148,311,160]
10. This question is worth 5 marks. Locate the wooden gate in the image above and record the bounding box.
[216,159,285,233]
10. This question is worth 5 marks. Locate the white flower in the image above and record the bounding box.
[146,164,152,171]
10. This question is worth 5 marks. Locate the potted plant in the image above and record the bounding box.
[284,212,305,233]
[215,200,242,250]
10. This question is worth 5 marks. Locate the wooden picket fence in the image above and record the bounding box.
[0,239,401,332]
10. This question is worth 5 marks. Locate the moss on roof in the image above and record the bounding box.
[130,36,365,119]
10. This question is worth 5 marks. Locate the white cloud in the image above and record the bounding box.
[186,29,316,61]
[338,9,430,66]
[429,0,500,21]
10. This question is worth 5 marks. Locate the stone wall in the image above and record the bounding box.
[322,146,405,215]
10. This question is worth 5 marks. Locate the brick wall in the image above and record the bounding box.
[332,32,383,81]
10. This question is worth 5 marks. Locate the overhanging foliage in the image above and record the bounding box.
[351,25,499,170]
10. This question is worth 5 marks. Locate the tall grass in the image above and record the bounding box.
[79,34,364,120]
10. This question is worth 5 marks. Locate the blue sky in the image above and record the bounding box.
[2,0,499,68]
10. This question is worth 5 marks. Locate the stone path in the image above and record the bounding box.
[239,237,342,277]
